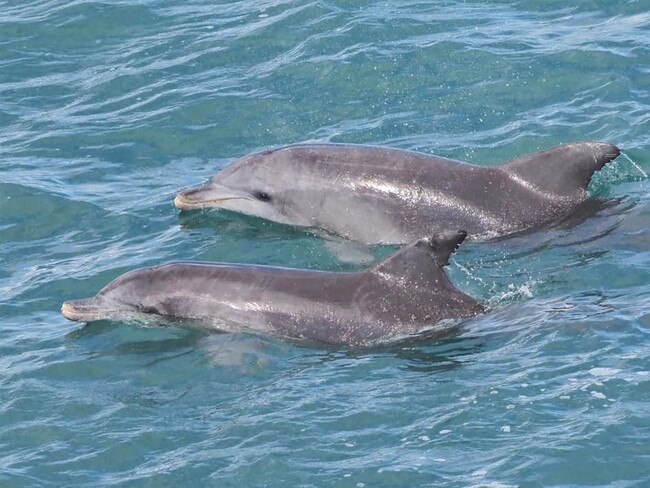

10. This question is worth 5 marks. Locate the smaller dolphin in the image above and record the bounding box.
[174,142,621,244]
[61,231,484,346]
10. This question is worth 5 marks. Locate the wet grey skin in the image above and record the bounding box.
[61,231,485,346]
[174,141,621,245]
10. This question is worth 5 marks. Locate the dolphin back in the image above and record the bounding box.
[501,142,620,198]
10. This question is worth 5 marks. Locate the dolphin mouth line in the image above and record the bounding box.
[174,194,248,210]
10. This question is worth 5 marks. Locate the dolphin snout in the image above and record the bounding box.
[587,142,620,163]
[61,297,115,322]
[174,184,249,211]
[174,186,210,210]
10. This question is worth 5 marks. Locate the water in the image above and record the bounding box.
[1,0,649,485]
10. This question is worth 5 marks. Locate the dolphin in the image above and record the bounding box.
[174,142,621,244]
[61,230,484,346]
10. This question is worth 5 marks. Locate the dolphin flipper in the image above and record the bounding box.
[501,141,620,198]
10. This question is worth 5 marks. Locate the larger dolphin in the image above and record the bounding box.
[174,142,620,244]
[61,231,484,346]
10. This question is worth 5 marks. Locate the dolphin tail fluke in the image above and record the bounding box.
[501,142,620,197]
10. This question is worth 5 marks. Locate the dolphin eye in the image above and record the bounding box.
[253,190,272,202]
[136,304,157,314]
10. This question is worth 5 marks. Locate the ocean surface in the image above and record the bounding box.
[1,0,649,486]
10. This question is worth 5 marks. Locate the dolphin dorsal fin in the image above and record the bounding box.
[426,230,468,266]
[501,142,620,198]
[372,230,468,278]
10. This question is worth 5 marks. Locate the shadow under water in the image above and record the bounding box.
[178,208,317,242]
[480,197,632,256]
[65,314,488,376]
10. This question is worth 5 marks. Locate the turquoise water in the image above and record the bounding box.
[1,0,649,485]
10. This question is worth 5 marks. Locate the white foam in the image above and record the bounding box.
[589,367,621,378]
[489,282,536,306]
[620,152,648,179]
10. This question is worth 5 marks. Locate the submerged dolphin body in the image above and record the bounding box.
[61,231,484,346]
[174,142,621,244]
